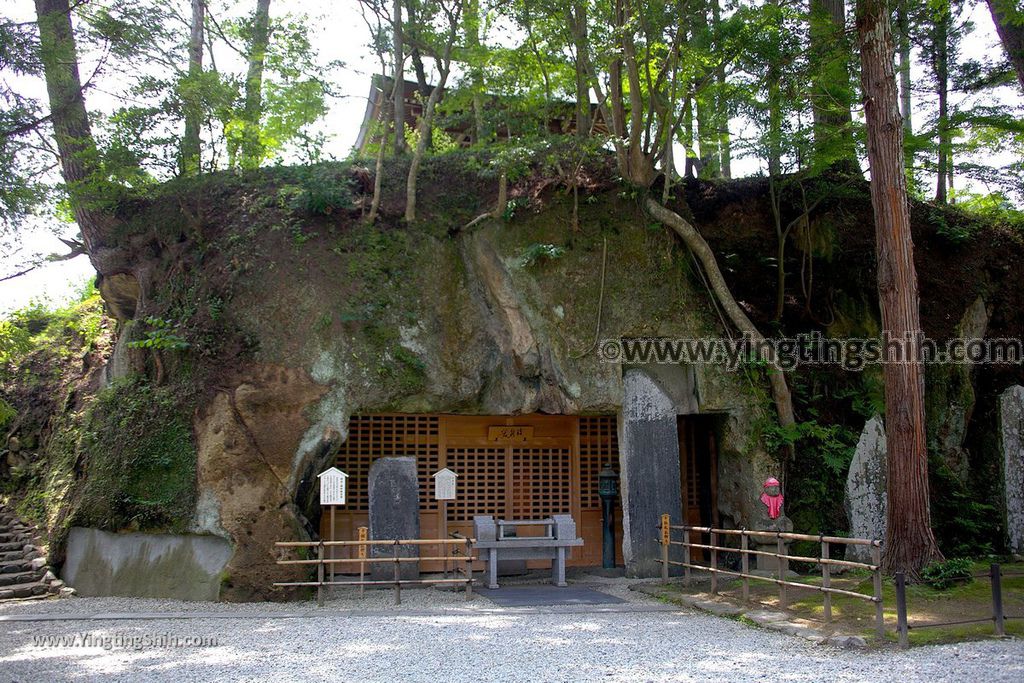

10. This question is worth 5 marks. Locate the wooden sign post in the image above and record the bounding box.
[433,468,458,575]
[357,525,368,596]
[318,468,348,589]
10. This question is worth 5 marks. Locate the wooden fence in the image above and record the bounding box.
[274,534,475,606]
[658,515,885,637]
[894,564,1021,648]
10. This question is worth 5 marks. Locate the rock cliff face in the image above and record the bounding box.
[158,192,772,596]
[4,157,1022,598]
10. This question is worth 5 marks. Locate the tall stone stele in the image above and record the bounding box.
[619,368,683,578]
[368,457,421,580]
[1000,385,1024,556]
[844,416,887,563]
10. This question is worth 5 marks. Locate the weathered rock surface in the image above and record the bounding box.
[193,365,328,600]
[927,296,989,482]
[845,416,887,562]
[62,527,232,601]
[1000,385,1024,554]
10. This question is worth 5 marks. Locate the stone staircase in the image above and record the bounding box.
[0,505,71,601]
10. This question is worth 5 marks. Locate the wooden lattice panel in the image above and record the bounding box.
[511,448,571,519]
[578,415,619,510]
[444,447,507,521]
[334,415,440,511]
[679,419,701,509]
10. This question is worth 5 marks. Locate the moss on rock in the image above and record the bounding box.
[73,377,197,532]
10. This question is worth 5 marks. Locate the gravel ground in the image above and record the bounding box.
[0,583,1021,682]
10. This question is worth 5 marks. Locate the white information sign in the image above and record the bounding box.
[432,468,458,501]
[318,467,348,506]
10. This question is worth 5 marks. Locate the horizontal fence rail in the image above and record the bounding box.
[273,531,476,606]
[657,515,885,638]
[894,564,1022,648]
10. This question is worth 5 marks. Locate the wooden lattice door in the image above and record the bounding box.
[321,413,622,570]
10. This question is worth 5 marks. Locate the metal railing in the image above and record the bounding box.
[658,515,885,637]
[894,563,1022,648]
[273,535,476,606]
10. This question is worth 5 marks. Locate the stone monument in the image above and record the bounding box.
[845,416,887,563]
[1000,386,1024,556]
[368,457,420,581]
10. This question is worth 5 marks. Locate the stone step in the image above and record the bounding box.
[0,569,47,586]
[0,558,42,573]
[0,542,29,552]
[0,581,51,600]
[0,533,29,542]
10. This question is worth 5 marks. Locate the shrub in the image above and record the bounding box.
[921,557,974,590]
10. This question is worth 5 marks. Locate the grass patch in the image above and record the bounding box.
[661,561,1024,646]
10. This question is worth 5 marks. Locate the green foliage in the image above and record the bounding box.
[520,242,566,266]
[0,396,15,430]
[928,451,999,557]
[955,192,1024,232]
[928,206,975,244]
[764,419,857,477]
[74,376,197,531]
[275,164,356,217]
[127,317,189,351]
[0,283,106,368]
[921,558,974,590]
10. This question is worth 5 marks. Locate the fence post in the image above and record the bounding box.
[661,514,670,583]
[871,543,884,639]
[684,527,691,587]
[741,530,749,602]
[316,541,325,607]
[821,536,831,624]
[465,539,473,599]
[358,526,368,597]
[710,530,719,595]
[393,540,402,606]
[991,563,1005,636]
[895,571,909,649]
[776,533,787,609]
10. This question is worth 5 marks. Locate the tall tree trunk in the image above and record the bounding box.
[240,0,271,168]
[34,0,119,273]
[933,2,950,203]
[180,0,205,175]
[713,0,731,178]
[809,0,857,168]
[767,0,783,177]
[694,0,719,176]
[897,0,913,171]
[465,0,485,143]
[392,0,406,154]
[986,0,1024,92]
[856,0,943,577]
[683,94,696,177]
[405,0,460,225]
[569,3,591,137]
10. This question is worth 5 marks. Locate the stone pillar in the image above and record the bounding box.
[368,457,420,580]
[844,416,888,563]
[620,368,683,578]
[1000,386,1024,556]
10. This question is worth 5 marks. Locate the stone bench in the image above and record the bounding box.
[473,515,584,589]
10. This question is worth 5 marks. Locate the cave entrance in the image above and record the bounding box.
[678,415,719,562]
[323,413,623,571]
